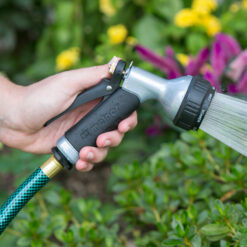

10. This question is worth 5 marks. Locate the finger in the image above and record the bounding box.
[42,64,111,94]
[96,130,124,148]
[118,111,138,133]
[76,160,94,172]
[79,146,109,164]
[63,56,121,92]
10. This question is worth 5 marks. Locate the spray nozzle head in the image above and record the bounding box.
[122,66,193,121]
[122,65,215,130]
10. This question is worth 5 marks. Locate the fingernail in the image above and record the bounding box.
[87,152,94,160]
[104,140,111,147]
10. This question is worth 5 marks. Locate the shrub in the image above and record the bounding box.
[3,131,247,246]
[1,184,125,247]
[111,130,247,246]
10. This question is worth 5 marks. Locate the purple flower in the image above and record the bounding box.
[211,38,227,78]
[135,45,182,79]
[165,46,174,58]
[203,69,221,92]
[136,33,247,96]
[210,33,241,81]
[216,33,241,59]
[228,71,247,94]
[145,125,162,136]
[186,47,210,75]
[145,116,170,137]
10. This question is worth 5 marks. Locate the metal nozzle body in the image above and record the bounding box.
[122,66,192,121]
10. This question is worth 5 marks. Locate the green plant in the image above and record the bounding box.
[1,184,125,247]
[110,130,247,246]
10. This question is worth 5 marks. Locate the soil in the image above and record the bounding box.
[54,161,114,203]
[0,146,114,203]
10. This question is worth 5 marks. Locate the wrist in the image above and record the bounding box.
[0,76,24,130]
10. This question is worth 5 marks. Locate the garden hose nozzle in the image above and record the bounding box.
[0,59,216,234]
[53,59,215,168]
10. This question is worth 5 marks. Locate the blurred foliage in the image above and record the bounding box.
[0,0,46,83]
[0,149,48,176]
[1,184,126,247]
[1,0,247,82]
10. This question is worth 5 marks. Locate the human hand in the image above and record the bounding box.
[0,63,138,171]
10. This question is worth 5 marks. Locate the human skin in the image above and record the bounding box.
[0,64,137,171]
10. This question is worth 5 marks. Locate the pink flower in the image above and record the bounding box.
[226,49,247,82]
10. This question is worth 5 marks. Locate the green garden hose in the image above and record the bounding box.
[0,156,63,235]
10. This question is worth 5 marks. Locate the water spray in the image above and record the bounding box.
[1,58,247,234]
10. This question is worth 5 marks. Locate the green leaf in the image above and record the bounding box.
[191,234,201,247]
[162,238,184,246]
[133,15,166,51]
[31,239,42,247]
[186,33,208,55]
[153,0,183,21]
[181,132,198,144]
[200,224,229,240]
[17,237,32,246]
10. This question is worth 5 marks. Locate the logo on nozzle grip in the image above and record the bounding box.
[80,102,121,139]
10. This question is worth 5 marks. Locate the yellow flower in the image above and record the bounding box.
[56,47,80,71]
[230,3,240,12]
[243,0,247,9]
[99,0,116,16]
[107,24,128,45]
[176,53,189,66]
[126,36,138,46]
[202,15,221,36]
[192,0,217,15]
[174,8,200,27]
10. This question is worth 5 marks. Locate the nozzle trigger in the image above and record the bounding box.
[44,60,126,126]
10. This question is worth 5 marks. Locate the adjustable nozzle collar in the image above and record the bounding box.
[173,76,215,130]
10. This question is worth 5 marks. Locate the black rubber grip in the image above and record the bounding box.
[65,88,140,152]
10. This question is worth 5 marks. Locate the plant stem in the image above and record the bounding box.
[5,228,21,237]
[152,207,161,223]
[36,192,48,218]
[220,189,237,202]
[184,237,193,247]
[64,204,80,227]
[199,140,220,171]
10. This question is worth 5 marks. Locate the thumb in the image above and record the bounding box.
[51,64,112,95]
